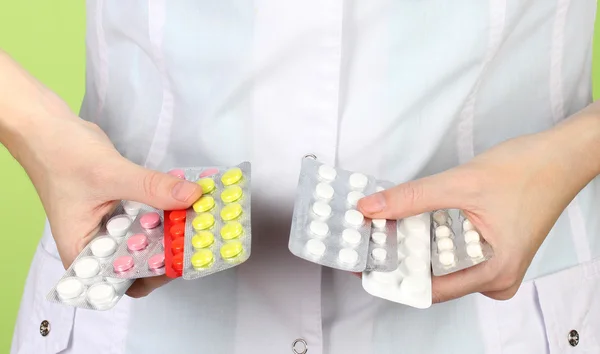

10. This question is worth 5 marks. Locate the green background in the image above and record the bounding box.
[0,2,599,352]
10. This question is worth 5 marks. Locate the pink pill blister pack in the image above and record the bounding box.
[45,201,145,310]
[363,181,399,272]
[100,206,166,279]
[430,209,494,276]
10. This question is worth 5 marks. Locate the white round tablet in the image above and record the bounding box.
[106,215,132,237]
[346,191,365,207]
[437,237,454,252]
[90,237,117,258]
[342,228,361,245]
[399,236,428,258]
[432,210,450,225]
[74,257,101,279]
[306,239,326,257]
[372,218,386,229]
[403,217,427,233]
[371,248,387,262]
[312,201,332,218]
[438,250,455,266]
[464,230,480,243]
[315,182,334,199]
[318,165,337,181]
[400,276,427,295]
[338,248,359,265]
[87,282,116,308]
[376,186,385,192]
[349,173,368,190]
[309,220,329,237]
[435,225,453,239]
[344,209,364,227]
[123,201,143,216]
[400,256,429,277]
[467,242,483,258]
[371,232,387,245]
[463,219,474,232]
[56,277,84,299]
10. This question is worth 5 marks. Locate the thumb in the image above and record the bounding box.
[107,161,202,210]
[357,171,463,220]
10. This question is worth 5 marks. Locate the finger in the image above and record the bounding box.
[431,262,490,303]
[357,170,465,220]
[108,161,202,210]
[126,275,172,298]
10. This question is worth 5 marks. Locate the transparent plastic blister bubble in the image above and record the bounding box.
[430,209,494,276]
[182,162,252,280]
[101,206,166,279]
[46,203,135,310]
[364,181,398,272]
[289,157,377,272]
[362,212,432,309]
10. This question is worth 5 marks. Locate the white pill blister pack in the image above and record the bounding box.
[364,181,398,272]
[101,205,166,279]
[182,162,253,280]
[362,212,432,309]
[289,157,377,272]
[430,209,493,276]
[46,202,142,310]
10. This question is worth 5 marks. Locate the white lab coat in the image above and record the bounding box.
[11,1,600,353]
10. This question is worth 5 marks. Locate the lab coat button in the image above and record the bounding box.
[40,320,50,337]
[568,329,579,347]
[292,338,307,354]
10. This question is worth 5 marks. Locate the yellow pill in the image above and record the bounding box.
[221,167,243,186]
[221,203,243,221]
[192,231,215,249]
[192,213,215,231]
[193,195,215,213]
[220,241,243,259]
[191,249,214,268]
[220,221,243,240]
[221,185,243,203]
[197,178,216,194]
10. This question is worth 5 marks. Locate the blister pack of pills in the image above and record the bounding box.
[46,202,142,310]
[362,213,432,309]
[101,206,165,279]
[182,162,252,280]
[430,209,493,276]
[289,157,377,272]
[364,181,398,272]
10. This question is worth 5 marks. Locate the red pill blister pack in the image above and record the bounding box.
[101,206,166,279]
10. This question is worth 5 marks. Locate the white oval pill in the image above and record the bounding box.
[371,232,387,245]
[344,209,364,227]
[464,230,481,243]
[399,236,428,258]
[403,217,427,233]
[87,282,116,308]
[435,225,453,239]
[318,165,337,181]
[306,239,326,256]
[74,257,101,279]
[400,256,429,277]
[90,237,117,258]
[312,201,332,218]
[309,220,329,237]
[342,228,361,245]
[433,210,450,226]
[372,218,386,229]
[106,215,132,237]
[439,250,455,266]
[346,191,365,207]
[338,248,359,265]
[437,237,454,252]
[467,242,483,258]
[56,277,84,299]
[463,219,474,232]
[371,248,387,261]
[315,182,334,199]
[123,201,143,216]
[349,173,368,190]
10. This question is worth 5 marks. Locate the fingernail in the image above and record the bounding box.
[171,181,199,202]
[360,193,386,214]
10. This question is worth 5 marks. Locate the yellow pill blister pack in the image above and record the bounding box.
[182,162,252,280]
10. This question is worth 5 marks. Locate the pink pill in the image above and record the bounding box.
[127,233,148,251]
[140,212,161,229]
[148,253,165,270]
[199,168,219,178]
[113,255,134,272]
[168,169,186,179]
